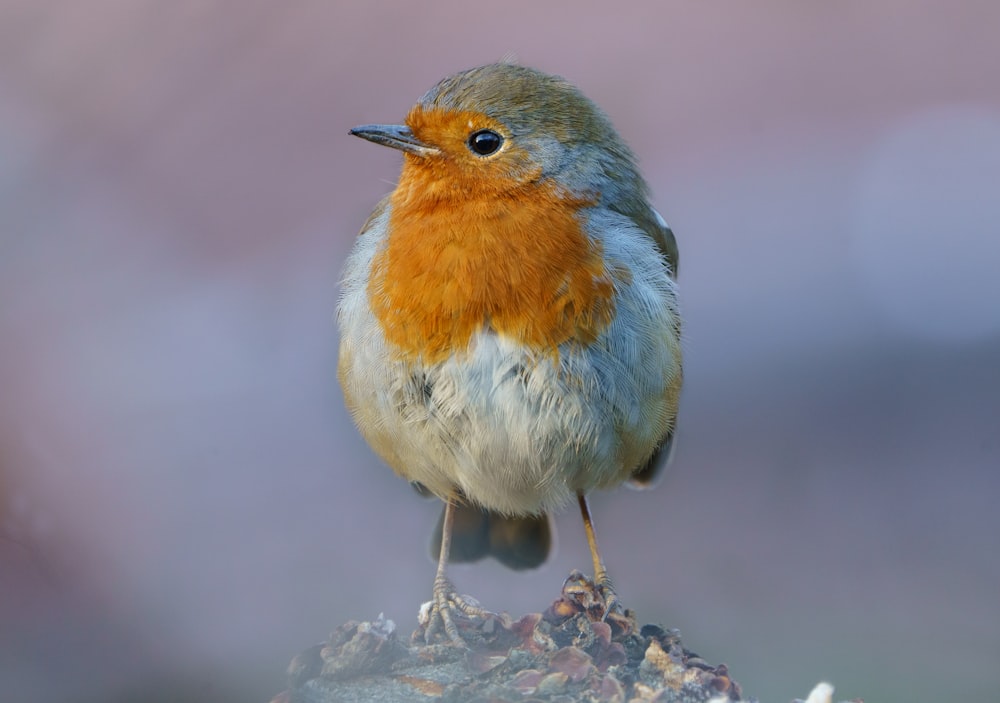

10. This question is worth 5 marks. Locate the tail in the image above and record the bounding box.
[431,502,552,571]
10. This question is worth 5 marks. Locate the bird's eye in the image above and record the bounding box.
[467,129,503,156]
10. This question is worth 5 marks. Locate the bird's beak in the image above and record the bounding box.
[349,124,439,157]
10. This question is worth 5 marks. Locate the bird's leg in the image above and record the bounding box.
[577,493,619,618]
[424,499,492,645]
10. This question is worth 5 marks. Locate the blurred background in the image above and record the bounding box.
[1,2,998,701]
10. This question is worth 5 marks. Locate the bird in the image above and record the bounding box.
[338,62,682,645]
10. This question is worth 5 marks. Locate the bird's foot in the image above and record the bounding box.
[560,569,621,621]
[596,577,620,620]
[419,576,493,646]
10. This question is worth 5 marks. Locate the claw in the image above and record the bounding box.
[596,578,620,620]
[422,577,492,645]
[561,569,620,621]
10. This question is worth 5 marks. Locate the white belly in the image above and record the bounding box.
[337,207,681,515]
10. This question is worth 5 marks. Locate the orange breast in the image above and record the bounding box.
[368,176,616,364]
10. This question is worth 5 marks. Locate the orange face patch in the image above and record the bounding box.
[368,145,616,363]
[393,106,539,196]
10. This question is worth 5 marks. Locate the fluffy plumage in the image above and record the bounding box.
[338,63,682,574]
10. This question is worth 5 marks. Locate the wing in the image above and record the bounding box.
[630,205,680,488]
[634,206,679,280]
[628,431,676,488]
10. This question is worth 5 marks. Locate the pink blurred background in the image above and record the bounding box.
[2,2,998,701]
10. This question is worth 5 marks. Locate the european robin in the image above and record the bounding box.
[338,63,682,644]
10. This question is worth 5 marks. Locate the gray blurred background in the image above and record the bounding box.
[2,2,998,702]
